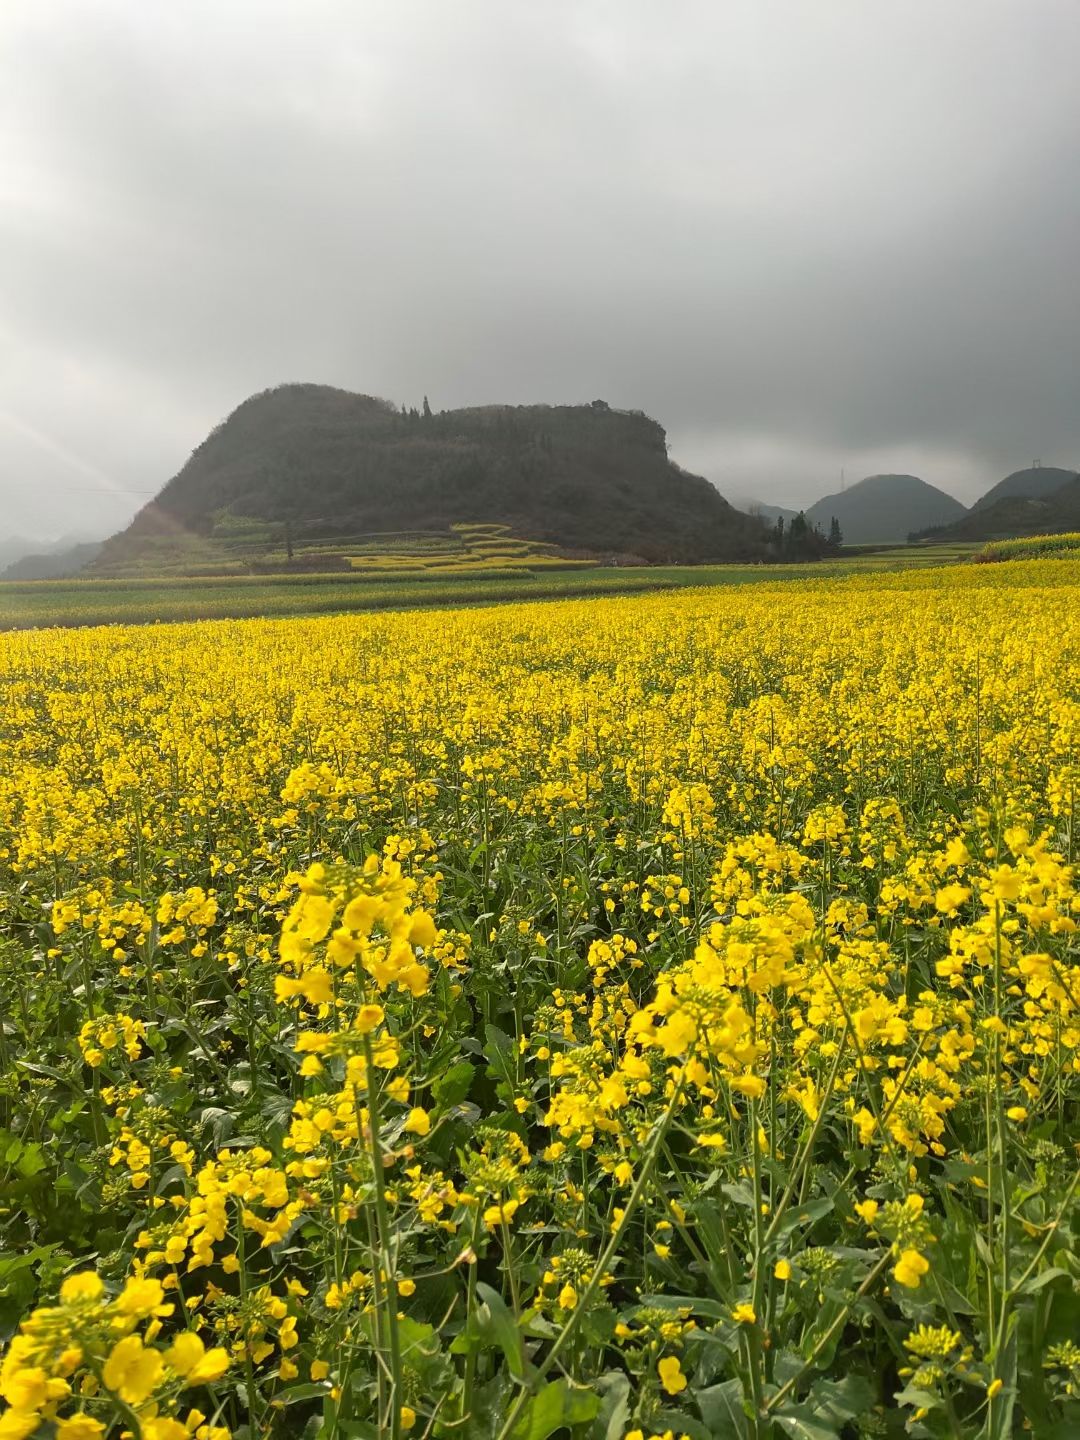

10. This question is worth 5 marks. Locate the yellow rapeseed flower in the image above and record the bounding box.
[893,1250,930,1289]
[658,1355,687,1394]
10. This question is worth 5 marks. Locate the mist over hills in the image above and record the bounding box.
[0,541,103,581]
[754,464,1080,546]
[732,498,799,525]
[8,385,1080,580]
[0,537,40,573]
[0,532,105,581]
[0,533,93,570]
[94,384,768,571]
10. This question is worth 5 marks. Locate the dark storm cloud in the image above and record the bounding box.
[2,0,1079,535]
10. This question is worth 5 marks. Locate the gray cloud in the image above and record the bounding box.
[2,0,1079,536]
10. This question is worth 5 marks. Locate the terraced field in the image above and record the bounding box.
[0,546,976,630]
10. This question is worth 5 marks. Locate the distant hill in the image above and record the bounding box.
[970,465,1077,513]
[0,537,39,572]
[95,385,767,573]
[916,470,1080,543]
[733,497,799,525]
[0,540,103,581]
[804,474,967,544]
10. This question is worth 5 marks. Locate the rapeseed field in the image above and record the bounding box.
[2,560,1080,1439]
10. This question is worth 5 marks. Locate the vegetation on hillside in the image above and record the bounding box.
[804,474,967,544]
[970,465,1077,512]
[765,510,843,560]
[94,386,769,572]
[975,531,1080,561]
[916,471,1080,544]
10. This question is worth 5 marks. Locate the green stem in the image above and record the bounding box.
[765,1253,891,1413]
[460,1207,485,1425]
[1008,1165,1080,1299]
[746,1096,766,1428]
[493,1075,684,1440]
[363,1034,403,1440]
[234,1200,261,1432]
[761,1031,848,1252]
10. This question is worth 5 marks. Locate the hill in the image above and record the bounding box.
[971,465,1077,512]
[0,537,42,572]
[0,541,103,581]
[733,497,799,525]
[94,385,767,573]
[0,532,104,580]
[916,472,1080,543]
[0,532,100,572]
[804,474,967,544]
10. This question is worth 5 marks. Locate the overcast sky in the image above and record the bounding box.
[3,1,1079,538]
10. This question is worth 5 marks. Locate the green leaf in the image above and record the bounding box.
[774,1196,835,1237]
[16,1144,46,1179]
[580,1305,616,1347]
[591,1372,631,1440]
[465,1371,515,1439]
[807,1374,875,1423]
[639,1293,733,1321]
[653,1411,713,1440]
[1031,1410,1080,1440]
[979,1313,1017,1440]
[930,1273,978,1315]
[277,1383,332,1406]
[484,1025,517,1086]
[564,1386,602,1428]
[154,1163,190,1195]
[774,1413,841,1440]
[432,1059,476,1107]
[894,1381,942,1410]
[508,1379,599,1440]
[695,1378,749,1437]
[1017,1266,1070,1296]
[0,1246,55,1289]
[474,1281,529,1384]
[198,1106,235,1148]
[395,1314,443,1385]
[16,1061,74,1086]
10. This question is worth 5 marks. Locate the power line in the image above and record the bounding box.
[31,485,159,496]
